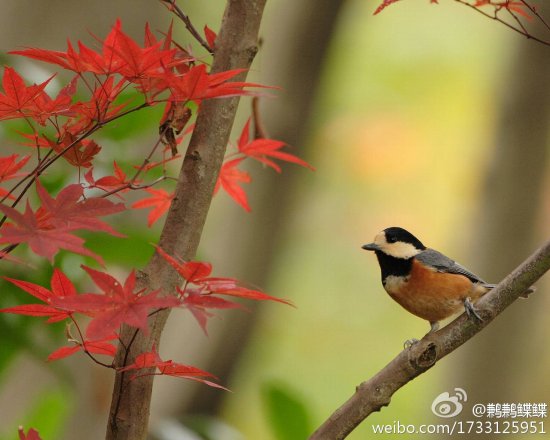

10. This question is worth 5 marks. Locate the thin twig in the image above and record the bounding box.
[454,0,550,46]
[159,0,214,54]
[520,0,550,31]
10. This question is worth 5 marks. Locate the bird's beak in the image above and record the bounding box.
[362,243,379,251]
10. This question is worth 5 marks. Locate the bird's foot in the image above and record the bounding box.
[464,297,483,322]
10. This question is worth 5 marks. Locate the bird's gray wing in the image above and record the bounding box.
[416,248,488,284]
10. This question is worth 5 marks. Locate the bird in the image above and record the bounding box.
[362,226,496,334]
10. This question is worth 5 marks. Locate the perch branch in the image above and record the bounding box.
[309,239,550,440]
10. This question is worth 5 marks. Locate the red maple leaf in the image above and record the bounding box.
[204,25,217,50]
[48,334,118,361]
[179,287,243,334]
[214,158,251,211]
[0,181,123,262]
[44,132,102,169]
[0,154,30,200]
[155,246,292,331]
[85,161,131,195]
[132,187,174,226]
[28,75,77,125]
[0,67,52,122]
[11,20,177,78]
[105,21,178,80]
[119,348,227,389]
[237,119,314,172]
[51,267,180,340]
[18,427,42,440]
[0,154,31,183]
[35,180,124,235]
[68,75,128,130]
[0,201,104,263]
[0,269,77,323]
[166,64,259,103]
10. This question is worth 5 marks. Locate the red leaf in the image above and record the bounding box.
[204,25,217,49]
[86,161,131,196]
[131,188,174,226]
[35,180,125,236]
[180,287,244,334]
[1,269,77,322]
[154,246,293,332]
[48,334,117,361]
[155,246,212,282]
[373,0,401,15]
[119,348,227,389]
[166,65,259,103]
[52,267,180,339]
[201,277,294,306]
[0,67,53,122]
[237,119,313,172]
[0,201,104,263]
[105,22,177,80]
[215,158,251,211]
[18,427,42,440]
[0,154,30,183]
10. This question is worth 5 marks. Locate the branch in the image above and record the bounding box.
[453,0,550,46]
[159,0,214,54]
[104,1,267,439]
[309,239,550,440]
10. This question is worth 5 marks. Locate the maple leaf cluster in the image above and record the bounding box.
[0,181,124,263]
[0,19,259,240]
[215,118,314,211]
[0,247,290,381]
[0,16,301,437]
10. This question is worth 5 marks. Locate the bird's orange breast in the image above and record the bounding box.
[383,259,488,322]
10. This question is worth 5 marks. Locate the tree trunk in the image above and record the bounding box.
[105,1,268,439]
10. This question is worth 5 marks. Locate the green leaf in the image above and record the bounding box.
[262,381,312,440]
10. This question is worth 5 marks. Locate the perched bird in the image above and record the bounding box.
[362,226,495,334]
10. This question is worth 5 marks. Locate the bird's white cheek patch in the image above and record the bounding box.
[385,242,420,259]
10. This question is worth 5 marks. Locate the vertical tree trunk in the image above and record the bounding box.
[105,1,267,439]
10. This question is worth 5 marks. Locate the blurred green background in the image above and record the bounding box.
[0,1,548,439]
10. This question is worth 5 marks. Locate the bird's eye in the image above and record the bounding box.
[387,235,396,243]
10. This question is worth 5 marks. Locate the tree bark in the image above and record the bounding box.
[104,1,267,439]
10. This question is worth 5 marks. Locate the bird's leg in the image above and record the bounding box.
[404,320,440,349]
[464,297,483,322]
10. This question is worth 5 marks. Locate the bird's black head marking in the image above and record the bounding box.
[383,227,426,250]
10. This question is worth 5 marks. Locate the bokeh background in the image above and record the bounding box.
[0,1,548,439]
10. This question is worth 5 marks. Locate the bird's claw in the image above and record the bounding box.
[464,297,483,322]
